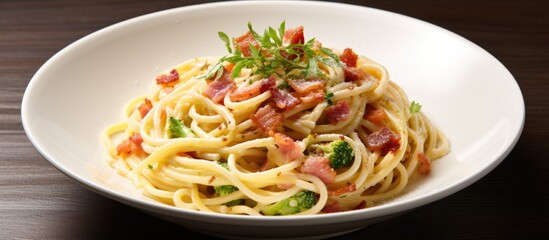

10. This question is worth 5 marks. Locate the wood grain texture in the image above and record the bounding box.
[1,0,548,239]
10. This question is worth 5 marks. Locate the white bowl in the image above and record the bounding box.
[21,1,524,239]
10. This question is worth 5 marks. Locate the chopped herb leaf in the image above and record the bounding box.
[202,21,341,81]
[218,31,232,53]
[325,92,334,105]
[410,101,422,114]
[168,116,195,138]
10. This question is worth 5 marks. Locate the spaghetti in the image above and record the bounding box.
[101,22,449,215]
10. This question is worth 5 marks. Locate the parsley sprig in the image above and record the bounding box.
[204,22,340,81]
[410,101,422,114]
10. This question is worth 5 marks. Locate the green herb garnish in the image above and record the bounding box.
[203,21,340,81]
[410,101,422,114]
[325,92,334,105]
[168,116,195,138]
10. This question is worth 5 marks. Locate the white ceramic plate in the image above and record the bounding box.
[21,1,524,239]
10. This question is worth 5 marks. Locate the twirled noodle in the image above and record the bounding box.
[101,23,449,216]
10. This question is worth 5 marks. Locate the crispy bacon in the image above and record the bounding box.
[259,75,276,92]
[280,26,305,60]
[322,201,343,213]
[353,200,367,210]
[343,66,366,81]
[340,48,365,81]
[273,132,304,162]
[324,100,351,124]
[417,152,431,175]
[340,48,358,67]
[234,31,259,57]
[155,69,179,85]
[270,88,301,111]
[363,104,387,125]
[294,90,325,104]
[229,82,261,102]
[287,78,326,93]
[283,26,305,45]
[204,70,236,103]
[323,199,366,213]
[116,133,144,157]
[229,76,275,102]
[365,127,401,154]
[328,183,356,197]
[129,133,143,146]
[300,156,336,185]
[138,98,153,119]
[250,105,284,133]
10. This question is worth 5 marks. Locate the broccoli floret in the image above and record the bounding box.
[310,139,354,169]
[214,162,242,206]
[217,161,229,169]
[261,190,317,216]
[214,184,242,206]
[214,185,238,196]
[168,116,195,138]
[213,163,236,196]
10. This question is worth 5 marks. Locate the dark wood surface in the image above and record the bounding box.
[2,0,548,239]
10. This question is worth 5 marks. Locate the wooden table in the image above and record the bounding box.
[2,0,547,239]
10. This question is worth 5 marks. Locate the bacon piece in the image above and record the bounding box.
[339,48,358,67]
[417,152,431,175]
[224,62,235,72]
[229,76,275,102]
[129,133,143,147]
[365,127,401,154]
[155,69,179,85]
[234,31,259,57]
[116,133,144,157]
[204,70,236,103]
[138,98,153,119]
[116,140,131,156]
[250,105,284,133]
[322,201,343,213]
[363,104,387,125]
[259,75,276,92]
[280,26,305,60]
[277,183,295,190]
[323,199,366,213]
[296,90,325,104]
[229,82,261,102]
[273,132,304,162]
[160,87,174,96]
[283,26,305,45]
[340,48,365,81]
[328,183,356,197]
[343,66,366,81]
[270,88,301,111]
[287,78,326,93]
[324,100,351,124]
[353,200,367,210]
[300,156,336,185]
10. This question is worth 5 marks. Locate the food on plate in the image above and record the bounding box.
[101,22,449,215]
